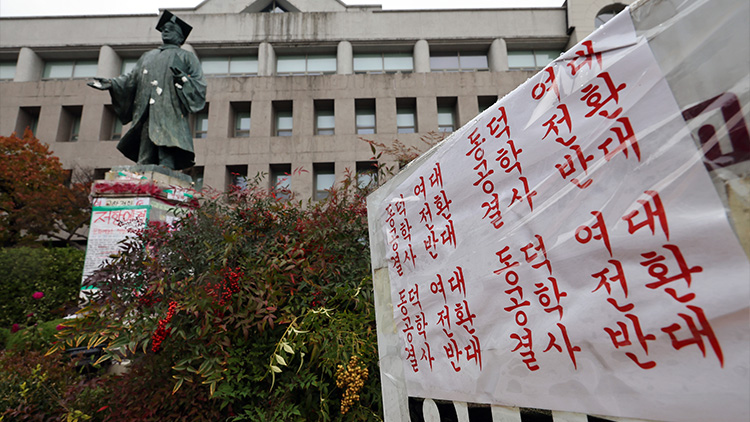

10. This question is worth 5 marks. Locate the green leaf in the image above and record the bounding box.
[282,343,294,354]
[270,365,282,373]
[172,377,184,394]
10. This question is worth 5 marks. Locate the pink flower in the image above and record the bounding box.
[56,324,65,331]
[11,323,20,333]
[32,291,44,299]
[26,313,34,318]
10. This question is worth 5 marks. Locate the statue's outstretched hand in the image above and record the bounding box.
[87,77,112,90]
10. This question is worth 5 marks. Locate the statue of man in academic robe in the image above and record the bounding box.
[88,10,206,170]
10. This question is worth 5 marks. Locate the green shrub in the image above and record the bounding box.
[6,318,67,351]
[0,246,85,328]
[56,175,382,420]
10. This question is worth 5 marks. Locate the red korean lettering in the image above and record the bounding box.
[532,66,560,101]
[443,330,463,372]
[464,335,482,370]
[486,106,511,140]
[473,158,495,194]
[661,305,724,367]
[598,116,641,162]
[419,201,433,224]
[454,299,477,334]
[440,220,457,248]
[566,40,602,76]
[433,190,452,220]
[533,276,567,320]
[543,323,581,370]
[496,140,523,175]
[399,218,413,242]
[580,71,625,119]
[420,342,435,371]
[466,127,486,157]
[509,176,537,212]
[622,190,669,240]
[405,343,419,372]
[402,243,417,268]
[520,234,551,275]
[591,259,628,297]
[414,176,427,200]
[575,211,613,256]
[494,245,520,275]
[640,244,703,291]
[542,104,572,140]
[510,328,539,371]
[428,162,443,188]
[481,193,504,229]
[447,266,466,298]
[430,274,447,304]
[423,225,439,259]
[408,284,422,311]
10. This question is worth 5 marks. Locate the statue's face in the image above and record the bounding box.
[161,22,184,46]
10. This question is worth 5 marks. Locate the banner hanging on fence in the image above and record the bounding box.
[374,9,749,422]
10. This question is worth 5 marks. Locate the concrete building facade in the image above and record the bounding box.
[0,0,631,198]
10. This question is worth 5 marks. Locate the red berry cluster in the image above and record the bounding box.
[151,301,178,353]
[205,267,242,306]
[311,291,326,307]
[137,289,159,307]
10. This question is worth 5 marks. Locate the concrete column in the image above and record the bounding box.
[14,47,44,82]
[97,45,122,78]
[337,40,353,75]
[413,39,430,73]
[258,42,276,76]
[488,38,508,72]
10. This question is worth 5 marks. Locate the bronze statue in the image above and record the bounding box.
[88,11,206,170]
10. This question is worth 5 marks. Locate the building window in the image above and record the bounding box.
[315,100,335,135]
[430,52,488,72]
[112,119,123,140]
[595,4,627,28]
[202,56,258,76]
[356,161,378,189]
[0,62,16,80]
[100,105,123,141]
[353,52,413,74]
[355,99,376,134]
[273,101,293,136]
[396,98,417,134]
[57,106,82,142]
[437,97,457,133]
[93,168,109,180]
[231,102,251,137]
[226,164,249,190]
[270,163,292,199]
[15,106,40,135]
[277,54,336,76]
[193,105,209,138]
[313,163,335,201]
[121,58,138,74]
[185,166,204,190]
[43,60,97,79]
[478,95,498,113]
[508,50,560,70]
[262,0,288,13]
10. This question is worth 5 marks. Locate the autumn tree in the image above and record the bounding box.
[0,129,91,247]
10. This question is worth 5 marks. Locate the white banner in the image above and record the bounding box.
[81,205,150,285]
[375,10,749,422]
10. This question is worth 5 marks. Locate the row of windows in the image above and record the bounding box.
[17,96,499,142]
[224,161,378,200]
[0,49,560,81]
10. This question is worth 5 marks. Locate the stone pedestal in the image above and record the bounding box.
[81,166,198,286]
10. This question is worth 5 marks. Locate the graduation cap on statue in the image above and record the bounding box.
[156,10,193,43]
